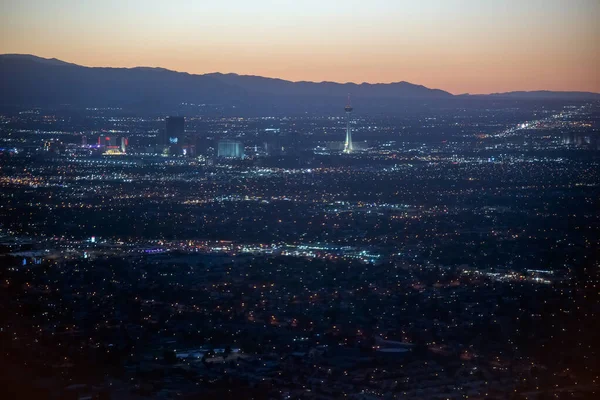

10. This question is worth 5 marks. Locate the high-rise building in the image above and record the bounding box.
[218,140,245,158]
[343,96,353,153]
[264,135,284,156]
[166,117,185,145]
[120,137,128,153]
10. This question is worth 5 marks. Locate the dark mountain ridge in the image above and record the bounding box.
[1,54,598,114]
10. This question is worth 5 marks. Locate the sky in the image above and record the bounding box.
[1,0,599,94]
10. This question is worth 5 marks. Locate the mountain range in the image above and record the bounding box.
[1,54,598,114]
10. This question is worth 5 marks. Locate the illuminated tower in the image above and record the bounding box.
[343,95,353,153]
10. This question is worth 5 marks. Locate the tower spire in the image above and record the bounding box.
[344,95,353,153]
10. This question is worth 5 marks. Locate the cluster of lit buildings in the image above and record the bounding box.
[97,135,128,155]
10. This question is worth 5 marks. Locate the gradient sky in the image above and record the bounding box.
[1,0,599,94]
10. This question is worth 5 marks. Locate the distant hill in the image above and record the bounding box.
[0,54,451,112]
[204,72,451,99]
[1,54,598,113]
[0,54,78,67]
[487,91,600,100]
[459,91,600,100]
[0,55,246,111]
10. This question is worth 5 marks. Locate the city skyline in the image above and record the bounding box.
[2,0,599,94]
[1,2,599,398]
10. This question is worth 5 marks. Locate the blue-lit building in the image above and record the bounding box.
[218,140,245,159]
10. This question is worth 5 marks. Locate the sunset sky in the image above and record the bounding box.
[1,0,599,94]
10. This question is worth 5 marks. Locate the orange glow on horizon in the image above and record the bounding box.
[1,0,599,94]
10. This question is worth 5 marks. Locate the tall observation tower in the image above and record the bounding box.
[343,95,353,153]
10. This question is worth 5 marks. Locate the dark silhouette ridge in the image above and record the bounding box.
[1,54,598,113]
[460,91,600,100]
